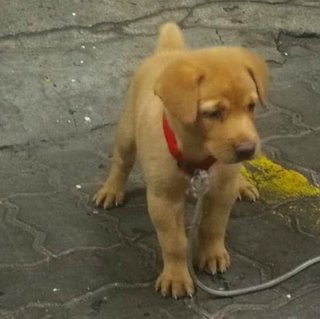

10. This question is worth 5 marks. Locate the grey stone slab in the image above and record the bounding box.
[105,191,153,240]
[0,0,203,38]
[228,288,320,319]
[0,202,43,265]
[194,252,279,306]
[185,2,320,35]
[7,308,50,319]
[65,286,201,319]
[0,35,155,148]
[228,211,320,292]
[0,246,156,312]
[1,1,320,318]
[256,110,305,141]
[34,143,106,187]
[267,130,320,173]
[0,152,56,198]
[183,27,221,48]
[33,132,145,193]
[11,192,121,254]
[231,200,268,219]
[269,81,320,129]
[185,291,231,318]
[217,29,284,64]
[277,34,320,58]
[270,47,320,94]
[276,197,320,238]
[293,0,320,6]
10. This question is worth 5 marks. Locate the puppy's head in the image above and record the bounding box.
[154,48,268,164]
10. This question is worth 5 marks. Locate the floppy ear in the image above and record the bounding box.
[241,50,269,104]
[154,60,205,123]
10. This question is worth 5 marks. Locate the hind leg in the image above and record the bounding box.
[94,105,136,209]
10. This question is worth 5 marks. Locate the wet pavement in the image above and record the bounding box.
[0,1,320,318]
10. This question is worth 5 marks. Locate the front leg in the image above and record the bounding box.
[147,187,193,298]
[197,172,239,274]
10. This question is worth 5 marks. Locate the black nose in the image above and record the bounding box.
[235,142,256,161]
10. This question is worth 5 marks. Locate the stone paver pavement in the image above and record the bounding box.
[1,1,320,318]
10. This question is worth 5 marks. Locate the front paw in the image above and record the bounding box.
[155,266,194,299]
[197,242,230,274]
[238,176,259,202]
[93,181,125,209]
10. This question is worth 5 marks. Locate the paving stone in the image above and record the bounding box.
[35,143,105,187]
[105,191,152,241]
[269,81,320,129]
[193,253,280,306]
[227,288,320,318]
[0,36,155,148]
[66,286,201,319]
[231,200,267,219]
[217,29,284,64]
[276,197,320,238]
[270,47,320,87]
[0,246,155,312]
[8,308,50,319]
[0,202,44,265]
[228,211,320,292]
[185,2,320,34]
[0,152,56,197]
[0,0,202,38]
[257,110,305,141]
[1,1,320,318]
[183,26,221,48]
[277,34,320,58]
[10,192,122,256]
[267,130,320,173]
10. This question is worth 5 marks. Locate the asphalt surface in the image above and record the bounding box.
[0,1,320,318]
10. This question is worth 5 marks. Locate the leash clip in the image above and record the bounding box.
[189,169,210,198]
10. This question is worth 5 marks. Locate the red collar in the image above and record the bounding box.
[162,115,216,175]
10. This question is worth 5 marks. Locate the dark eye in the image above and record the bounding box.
[202,109,223,119]
[248,103,255,112]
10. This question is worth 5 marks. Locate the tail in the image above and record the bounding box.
[156,22,185,52]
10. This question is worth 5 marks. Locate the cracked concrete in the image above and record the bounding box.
[1,0,320,318]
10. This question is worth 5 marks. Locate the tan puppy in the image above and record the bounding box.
[94,23,268,298]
